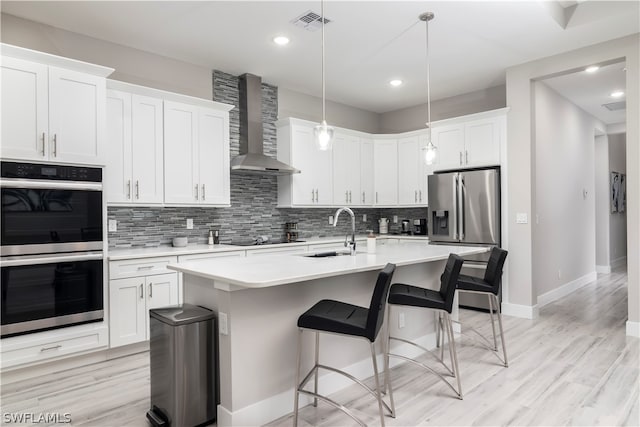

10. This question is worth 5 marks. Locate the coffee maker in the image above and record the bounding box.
[413,219,427,235]
[401,220,411,234]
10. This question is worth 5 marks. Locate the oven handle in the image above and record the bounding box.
[1,251,103,267]
[0,179,102,191]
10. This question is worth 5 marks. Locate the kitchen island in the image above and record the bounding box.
[168,242,486,426]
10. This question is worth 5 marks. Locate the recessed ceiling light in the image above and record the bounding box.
[610,91,625,98]
[585,65,599,73]
[389,79,403,87]
[273,36,290,46]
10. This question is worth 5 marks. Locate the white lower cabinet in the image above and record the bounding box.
[109,258,179,348]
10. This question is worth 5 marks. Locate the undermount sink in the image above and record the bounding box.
[301,249,357,257]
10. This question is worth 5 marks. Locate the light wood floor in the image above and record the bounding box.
[1,268,638,427]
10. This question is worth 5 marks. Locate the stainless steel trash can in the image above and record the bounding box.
[146,304,217,427]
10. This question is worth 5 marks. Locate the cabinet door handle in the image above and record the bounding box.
[415,190,418,203]
[149,283,153,298]
[465,150,468,164]
[376,192,378,204]
[459,151,463,166]
[315,189,319,203]
[53,134,58,157]
[195,185,199,200]
[349,191,352,203]
[139,284,144,299]
[135,180,140,199]
[311,189,315,203]
[127,180,131,199]
[346,191,349,203]
[362,192,365,203]
[419,190,422,203]
[202,184,206,201]
[41,132,46,156]
[40,344,62,352]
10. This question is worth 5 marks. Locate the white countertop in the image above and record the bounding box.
[107,235,429,260]
[168,242,485,289]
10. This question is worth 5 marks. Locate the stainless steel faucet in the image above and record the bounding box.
[333,207,356,255]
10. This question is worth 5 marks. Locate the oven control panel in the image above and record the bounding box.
[1,161,102,182]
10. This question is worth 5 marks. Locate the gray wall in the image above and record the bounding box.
[609,133,628,264]
[595,134,610,269]
[532,81,602,298]
[378,85,506,133]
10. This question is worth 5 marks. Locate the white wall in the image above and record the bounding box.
[378,85,506,133]
[533,81,602,298]
[505,34,639,331]
[609,133,628,265]
[595,134,611,269]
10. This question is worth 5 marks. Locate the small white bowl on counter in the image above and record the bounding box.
[172,237,188,247]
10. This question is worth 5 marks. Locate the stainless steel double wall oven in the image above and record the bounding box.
[1,161,104,337]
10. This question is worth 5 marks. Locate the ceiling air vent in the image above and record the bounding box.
[291,10,331,32]
[602,101,626,111]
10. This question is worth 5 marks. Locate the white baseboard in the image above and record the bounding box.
[537,271,597,308]
[626,321,640,338]
[217,332,438,427]
[596,265,611,274]
[612,256,627,269]
[501,302,539,320]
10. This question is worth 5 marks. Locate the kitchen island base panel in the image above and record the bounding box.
[183,261,448,426]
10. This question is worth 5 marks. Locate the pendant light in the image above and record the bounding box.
[420,12,437,165]
[314,0,334,151]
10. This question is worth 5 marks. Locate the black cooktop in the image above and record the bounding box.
[228,240,306,246]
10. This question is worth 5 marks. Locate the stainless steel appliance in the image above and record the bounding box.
[401,219,411,234]
[1,161,104,337]
[428,166,501,310]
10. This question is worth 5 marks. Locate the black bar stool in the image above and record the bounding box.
[293,263,397,427]
[455,247,509,367]
[385,254,465,399]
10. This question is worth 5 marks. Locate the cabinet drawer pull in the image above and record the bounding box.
[149,283,153,298]
[41,132,46,156]
[53,134,58,157]
[139,284,144,299]
[137,266,154,270]
[135,180,140,199]
[40,345,62,352]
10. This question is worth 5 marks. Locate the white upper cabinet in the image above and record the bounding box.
[164,100,231,206]
[277,119,333,206]
[106,89,163,204]
[1,46,113,165]
[360,139,374,206]
[397,135,427,206]
[373,139,398,206]
[333,132,361,206]
[432,110,505,171]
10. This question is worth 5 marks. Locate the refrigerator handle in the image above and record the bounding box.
[453,174,459,240]
[459,175,466,240]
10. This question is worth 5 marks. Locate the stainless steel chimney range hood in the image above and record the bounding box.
[230,73,300,175]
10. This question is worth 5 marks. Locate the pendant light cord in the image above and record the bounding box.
[425,16,431,133]
[321,0,326,123]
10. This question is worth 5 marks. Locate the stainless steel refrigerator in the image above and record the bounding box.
[427,166,501,310]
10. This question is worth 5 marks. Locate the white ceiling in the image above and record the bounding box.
[1,1,638,121]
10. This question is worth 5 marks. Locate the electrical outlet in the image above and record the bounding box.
[108,220,117,232]
[393,215,398,223]
[363,214,367,222]
[219,312,229,335]
[329,215,334,224]
[186,218,194,229]
[516,213,528,224]
[399,312,405,329]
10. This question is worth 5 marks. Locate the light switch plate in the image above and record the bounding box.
[329,215,334,224]
[393,215,398,223]
[186,218,194,229]
[363,214,367,222]
[219,312,228,335]
[516,213,528,224]
[108,220,117,232]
